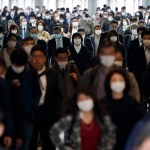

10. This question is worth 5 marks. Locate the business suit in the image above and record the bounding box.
[30,68,63,150]
[69,44,91,75]
[83,37,94,57]
[47,37,70,63]
[19,25,30,39]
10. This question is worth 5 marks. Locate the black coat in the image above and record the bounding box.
[84,37,94,57]
[69,44,91,74]
[47,37,70,63]
[100,95,143,150]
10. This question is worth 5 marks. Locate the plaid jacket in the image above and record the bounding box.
[50,113,116,150]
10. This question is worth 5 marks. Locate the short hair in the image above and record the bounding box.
[7,33,18,41]
[0,26,3,33]
[10,49,28,65]
[72,32,83,44]
[31,45,46,56]
[37,20,45,27]
[141,29,150,39]
[98,40,115,54]
[77,27,86,33]
[29,26,37,32]
[94,24,101,30]
[22,37,35,45]
[104,67,130,96]
[110,20,118,25]
[55,47,69,57]
[29,13,36,19]
[137,27,146,33]
[53,26,61,32]
[0,58,6,69]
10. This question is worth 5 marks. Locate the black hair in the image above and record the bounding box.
[29,26,37,32]
[7,33,18,41]
[107,30,119,43]
[137,27,146,33]
[98,40,115,54]
[0,26,3,33]
[141,29,150,39]
[111,20,118,25]
[22,37,35,45]
[104,67,130,96]
[10,49,28,65]
[77,27,85,33]
[72,32,83,44]
[0,58,6,69]
[29,13,36,19]
[55,47,69,57]
[53,26,61,32]
[30,45,46,56]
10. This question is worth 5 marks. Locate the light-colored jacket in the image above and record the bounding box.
[50,113,116,150]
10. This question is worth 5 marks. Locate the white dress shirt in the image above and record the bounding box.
[144,46,150,65]
[38,66,47,106]
[55,37,63,49]
[74,44,81,54]
[72,28,78,35]
[94,35,100,55]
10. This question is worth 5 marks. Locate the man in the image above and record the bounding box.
[43,11,52,33]
[0,26,4,50]
[129,30,150,95]
[78,27,94,57]
[29,45,62,150]
[70,17,80,35]
[48,26,70,64]
[80,40,116,100]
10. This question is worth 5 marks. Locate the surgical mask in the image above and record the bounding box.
[121,12,126,16]
[108,17,113,22]
[54,34,62,39]
[24,45,34,55]
[110,27,117,31]
[45,15,51,19]
[143,39,150,47]
[8,41,16,48]
[38,25,43,31]
[110,36,118,42]
[74,39,81,45]
[111,81,125,93]
[11,30,17,34]
[114,61,123,67]
[35,8,39,12]
[132,29,137,35]
[55,16,60,21]
[72,22,79,27]
[30,34,38,39]
[12,65,25,74]
[95,30,101,35]
[2,17,6,21]
[77,99,94,112]
[22,22,27,26]
[30,19,36,23]
[58,61,68,69]
[59,19,64,23]
[123,22,128,26]
[100,55,115,67]
[37,14,41,17]
[136,12,140,16]
[103,15,108,18]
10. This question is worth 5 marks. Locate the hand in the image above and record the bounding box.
[4,136,12,148]
[0,123,5,137]
[70,73,78,80]
[12,79,20,87]
[16,139,22,150]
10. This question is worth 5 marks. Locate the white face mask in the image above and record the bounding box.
[108,17,113,22]
[100,55,115,67]
[55,16,60,21]
[22,22,27,26]
[74,39,81,45]
[72,22,79,27]
[12,65,25,73]
[0,33,4,38]
[30,19,36,23]
[24,45,34,55]
[114,61,123,67]
[59,19,64,23]
[110,36,118,42]
[111,81,125,93]
[11,30,17,34]
[95,30,101,35]
[103,15,108,18]
[123,22,128,26]
[38,25,43,31]
[45,15,51,19]
[58,61,68,70]
[77,99,94,112]
[132,29,138,35]
[8,41,16,48]
[143,39,150,48]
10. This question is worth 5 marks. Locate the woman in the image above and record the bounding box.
[0,33,17,67]
[69,33,91,75]
[118,18,130,35]
[50,88,116,150]
[107,30,127,67]
[36,20,51,42]
[100,67,143,150]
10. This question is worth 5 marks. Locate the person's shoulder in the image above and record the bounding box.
[83,64,100,76]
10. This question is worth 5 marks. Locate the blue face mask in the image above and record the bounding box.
[30,34,38,39]
[54,34,62,39]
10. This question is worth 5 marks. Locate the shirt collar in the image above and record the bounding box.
[38,66,46,75]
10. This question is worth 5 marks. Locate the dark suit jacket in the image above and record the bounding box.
[84,37,94,57]
[48,37,70,63]
[129,45,147,92]
[69,44,91,74]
